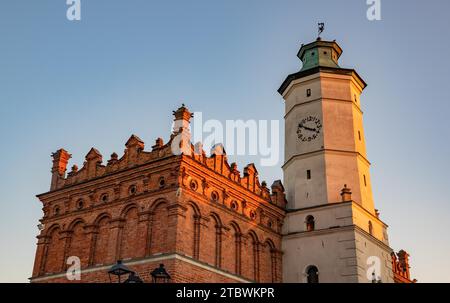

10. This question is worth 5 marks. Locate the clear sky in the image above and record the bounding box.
[0,0,449,282]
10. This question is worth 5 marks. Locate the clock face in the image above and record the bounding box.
[297,116,322,142]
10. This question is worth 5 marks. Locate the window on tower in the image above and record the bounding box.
[307,170,311,180]
[369,221,373,235]
[363,175,367,187]
[306,89,311,97]
[306,215,315,232]
[306,266,319,283]
[358,131,362,141]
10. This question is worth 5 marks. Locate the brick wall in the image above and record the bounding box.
[33,109,286,283]
[31,256,249,283]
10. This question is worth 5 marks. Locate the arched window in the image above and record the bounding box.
[306,266,319,283]
[368,221,373,235]
[306,215,315,232]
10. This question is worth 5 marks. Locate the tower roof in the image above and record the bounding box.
[297,38,343,71]
[278,38,367,96]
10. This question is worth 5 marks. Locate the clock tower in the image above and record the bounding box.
[279,38,394,283]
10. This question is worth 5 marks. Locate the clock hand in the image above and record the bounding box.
[300,125,317,132]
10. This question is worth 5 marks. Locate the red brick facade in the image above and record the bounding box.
[391,250,416,283]
[31,105,286,283]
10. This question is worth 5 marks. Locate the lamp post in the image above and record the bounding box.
[150,263,171,283]
[108,260,133,283]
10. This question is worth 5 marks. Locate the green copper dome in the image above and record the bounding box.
[278,38,366,95]
[297,38,343,71]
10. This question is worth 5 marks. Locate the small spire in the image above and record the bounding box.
[51,149,71,176]
[152,137,164,149]
[341,184,352,202]
[125,134,144,148]
[172,104,193,135]
[85,148,102,161]
[172,104,193,121]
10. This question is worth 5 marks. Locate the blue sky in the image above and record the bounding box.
[0,0,449,282]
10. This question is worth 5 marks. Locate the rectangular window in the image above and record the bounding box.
[306,89,311,97]
[307,170,311,180]
[358,131,362,141]
[363,175,367,187]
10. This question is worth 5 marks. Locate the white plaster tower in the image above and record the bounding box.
[279,37,394,283]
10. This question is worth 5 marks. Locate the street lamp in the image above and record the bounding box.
[371,271,382,283]
[123,272,144,283]
[108,260,133,283]
[150,263,171,283]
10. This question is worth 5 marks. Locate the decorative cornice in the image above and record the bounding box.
[279,66,367,96]
[283,149,371,170]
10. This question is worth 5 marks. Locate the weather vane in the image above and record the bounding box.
[318,22,325,38]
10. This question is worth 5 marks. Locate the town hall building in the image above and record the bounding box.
[30,37,414,283]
